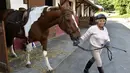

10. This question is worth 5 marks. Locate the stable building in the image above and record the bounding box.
[1,0,100,37]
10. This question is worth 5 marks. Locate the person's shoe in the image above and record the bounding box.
[84,69,89,73]
[83,57,95,73]
[97,67,104,73]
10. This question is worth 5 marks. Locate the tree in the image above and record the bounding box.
[126,0,130,14]
[114,0,130,15]
[98,0,130,14]
[97,0,115,11]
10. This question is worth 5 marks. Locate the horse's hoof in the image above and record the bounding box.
[26,64,31,68]
[46,70,54,73]
[10,54,17,58]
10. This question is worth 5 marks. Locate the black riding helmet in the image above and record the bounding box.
[95,14,107,20]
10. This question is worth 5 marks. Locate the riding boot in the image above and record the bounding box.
[84,57,95,73]
[97,67,104,73]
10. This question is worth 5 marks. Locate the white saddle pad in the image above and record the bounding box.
[24,6,48,37]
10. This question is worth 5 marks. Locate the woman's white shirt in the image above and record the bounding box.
[80,25,110,48]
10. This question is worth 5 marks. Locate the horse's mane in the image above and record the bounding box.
[49,6,60,11]
[47,6,72,12]
[58,7,74,25]
[46,6,73,23]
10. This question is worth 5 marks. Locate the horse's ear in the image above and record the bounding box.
[58,3,62,9]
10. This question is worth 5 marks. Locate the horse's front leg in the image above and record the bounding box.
[41,38,53,72]
[43,50,53,71]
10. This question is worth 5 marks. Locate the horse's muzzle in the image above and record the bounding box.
[70,35,80,45]
[70,35,79,41]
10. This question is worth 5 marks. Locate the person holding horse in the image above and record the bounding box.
[74,14,110,73]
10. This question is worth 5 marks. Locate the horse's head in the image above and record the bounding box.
[58,4,81,42]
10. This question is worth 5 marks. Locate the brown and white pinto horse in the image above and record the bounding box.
[2,4,81,72]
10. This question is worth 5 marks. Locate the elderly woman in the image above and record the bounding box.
[74,14,110,73]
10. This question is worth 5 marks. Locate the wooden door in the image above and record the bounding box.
[24,0,45,8]
[0,21,9,73]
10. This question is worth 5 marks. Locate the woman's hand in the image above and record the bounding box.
[73,40,80,46]
[102,41,110,48]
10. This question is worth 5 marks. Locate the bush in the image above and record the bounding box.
[119,6,127,15]
[126,4,130,14]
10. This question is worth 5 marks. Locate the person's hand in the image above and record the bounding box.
[102,41,110,48]
[73,40,80,46]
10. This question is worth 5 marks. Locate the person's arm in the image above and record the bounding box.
[80,27,93,41]
[106,28,110,42]
[73,26,93,46]
[103,28,110,48]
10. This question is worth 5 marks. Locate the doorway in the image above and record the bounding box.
[45,0,53,6]
[0,0,7,21]
[0,0,6,10]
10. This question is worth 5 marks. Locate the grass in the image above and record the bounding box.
[109,13,130,18]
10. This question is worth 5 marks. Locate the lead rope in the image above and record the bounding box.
[106,47,113,61]
[77,45,113,61]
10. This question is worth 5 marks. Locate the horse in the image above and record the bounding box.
[1,8,30,57]
[2,4,81,72]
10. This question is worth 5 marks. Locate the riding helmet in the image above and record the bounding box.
[95,14,107,20]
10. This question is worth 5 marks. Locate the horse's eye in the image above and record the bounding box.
[67,19,71,22]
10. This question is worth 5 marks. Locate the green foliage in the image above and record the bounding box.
[97,0,130,15]
[118,0,128,5]
[113,0,120,10]
[119,6,127,15]
[97,0,115,11]
[110,14,130,18]
[126,4,130,14]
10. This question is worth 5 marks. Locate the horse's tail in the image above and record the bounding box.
[2,9,15,21]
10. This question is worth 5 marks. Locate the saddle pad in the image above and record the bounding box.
[24,6,48,37]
